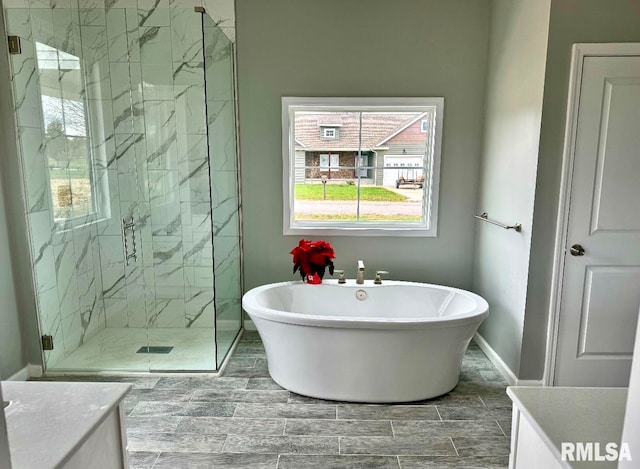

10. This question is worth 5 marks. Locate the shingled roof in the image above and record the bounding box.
[294,112,425,150]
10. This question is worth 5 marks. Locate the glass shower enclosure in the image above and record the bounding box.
[3,1,242,372]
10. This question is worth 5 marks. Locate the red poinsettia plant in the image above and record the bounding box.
[291,239,335,284]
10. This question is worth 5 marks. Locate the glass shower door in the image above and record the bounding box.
[143,6,218,371]
[202,14,243,367]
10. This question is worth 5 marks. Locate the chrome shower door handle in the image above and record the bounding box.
[129,220,138,263]
[122,217,138,265]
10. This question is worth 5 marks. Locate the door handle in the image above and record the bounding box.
[569,244,585,256]
[122,217,138,265]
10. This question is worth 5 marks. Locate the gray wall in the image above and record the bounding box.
[0,143,25,380]
[236,0,490,291]
[0,5,27,379]
[472,0,551,376]
[520,0,640,380]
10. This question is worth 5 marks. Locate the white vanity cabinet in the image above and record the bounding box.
[507,387,627,469]
[2,381,131,469]
[0,385,12,469]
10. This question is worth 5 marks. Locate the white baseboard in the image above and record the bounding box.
[7,364,42,381]
[473,332,544,387]
[28,364,43,378]
[515,379,544,386]
[473,332,518,385]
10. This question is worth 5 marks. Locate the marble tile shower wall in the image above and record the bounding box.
[97,4,220,332]
[4,0,240,368]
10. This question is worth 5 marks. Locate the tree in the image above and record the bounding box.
[44,119,68,165]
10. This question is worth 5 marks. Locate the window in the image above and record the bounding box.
[322,128,337,139]
[36,42,98,225]
[319,154,339,172]
[282,97,443,236]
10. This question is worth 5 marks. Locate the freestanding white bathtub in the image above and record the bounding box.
[242,280,489,403]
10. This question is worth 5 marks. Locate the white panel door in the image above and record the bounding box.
[554,55,640,386]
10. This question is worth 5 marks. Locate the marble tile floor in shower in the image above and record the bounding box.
[49,328,239,372]
[37,331,512,468]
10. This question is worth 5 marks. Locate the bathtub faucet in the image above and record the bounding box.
[356,260,365,284]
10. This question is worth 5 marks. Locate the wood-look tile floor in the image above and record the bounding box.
[40,331,512,468]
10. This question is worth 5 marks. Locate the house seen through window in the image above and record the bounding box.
[283,97,443,236]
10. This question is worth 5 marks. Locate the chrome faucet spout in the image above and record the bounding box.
[356,260,365,284]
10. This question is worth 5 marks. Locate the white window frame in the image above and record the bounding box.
[322,128,337,139]
[421,119,429,132]
[282,97,443,237]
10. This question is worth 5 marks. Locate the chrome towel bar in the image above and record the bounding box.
[474,212,522,232]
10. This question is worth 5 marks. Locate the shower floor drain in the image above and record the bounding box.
[136,346,174,354]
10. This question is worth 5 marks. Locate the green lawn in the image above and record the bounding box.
[295,184,407,202]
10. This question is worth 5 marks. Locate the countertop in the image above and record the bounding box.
[507,386,628,469]
[2,381,131,469]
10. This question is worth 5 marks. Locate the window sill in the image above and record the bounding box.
[54,212,101,233]
[284,225,437,237]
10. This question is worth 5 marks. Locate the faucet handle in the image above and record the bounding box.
[334,269,346,284]
[374,270,389,285]
[357,260,365,271]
